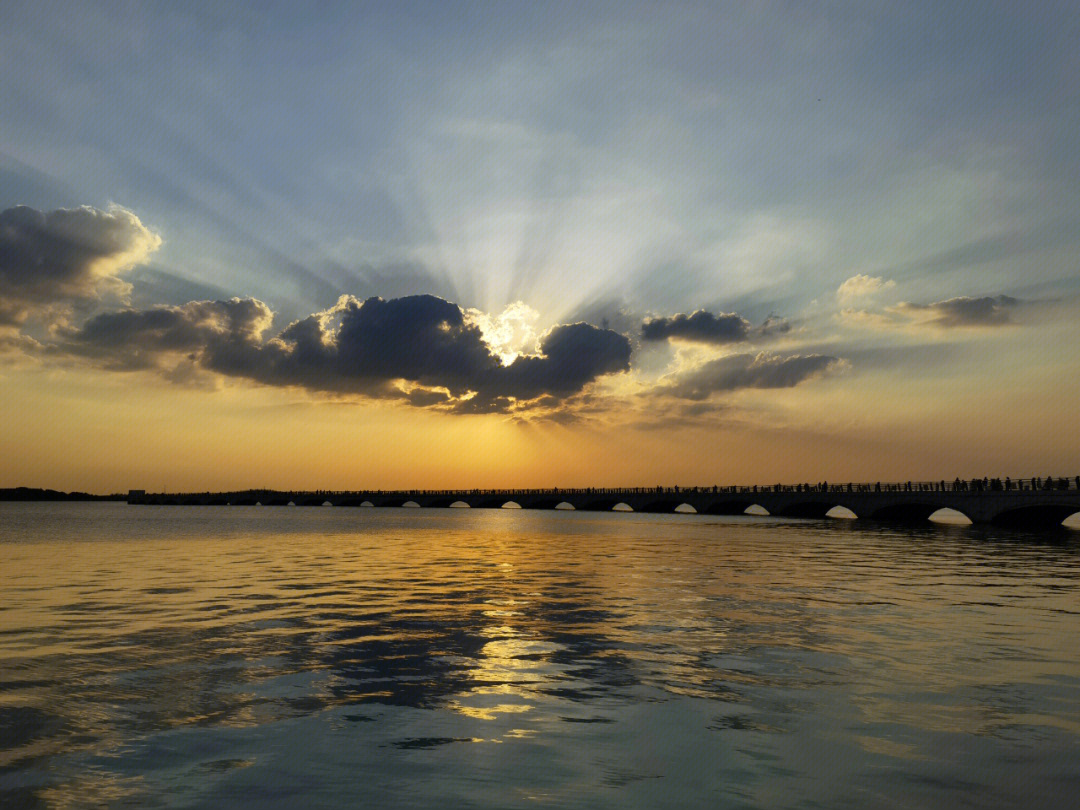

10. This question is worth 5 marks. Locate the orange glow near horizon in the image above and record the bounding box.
[4,349,1079,494]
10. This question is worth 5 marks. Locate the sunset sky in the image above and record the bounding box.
[2,1,1079,493]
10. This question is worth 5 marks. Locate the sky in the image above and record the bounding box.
[2,1,1079,493]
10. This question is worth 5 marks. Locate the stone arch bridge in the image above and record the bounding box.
[129,482,1080,528]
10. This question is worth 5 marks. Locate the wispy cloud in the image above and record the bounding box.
[889,295,1019,328]
[657,352,846,401]
[841,294,1021,331]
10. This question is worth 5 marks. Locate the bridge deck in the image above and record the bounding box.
[128,481,1080,527]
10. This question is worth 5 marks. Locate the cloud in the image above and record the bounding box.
[660,351,844,400]
[463,300,540,364]
[642,310,750,344]
[0,205,161,325]
[758,314,792,337]
[836,274,896,302]
[58,294,631,413]
[841,294,1021,330]
[889,295,1018,328]
[482,322,632,401]
[837,308,898,329]
[59,298,275,371]
[641,310,790,345]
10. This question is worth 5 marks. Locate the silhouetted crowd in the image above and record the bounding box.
[179,476,1080,498]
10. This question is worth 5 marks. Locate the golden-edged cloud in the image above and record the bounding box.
[55,293,632,414]
[0,205,161,325]
[836,274,896,302]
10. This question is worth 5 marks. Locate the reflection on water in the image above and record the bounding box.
[1,503,1079,808]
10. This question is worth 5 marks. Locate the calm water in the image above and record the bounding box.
[1,503,1079,809]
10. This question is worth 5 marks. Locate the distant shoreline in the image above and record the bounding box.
[0,487,125,502]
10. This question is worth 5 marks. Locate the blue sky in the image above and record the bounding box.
[2,1,1079,488]
[4,1,1077,319]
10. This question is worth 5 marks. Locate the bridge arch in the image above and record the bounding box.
[449,500,470,508]
[744,504,770,515]
[928,508,972,524]
[675,503,697,513]
[402,500,421,508]
[501,501,522,509]
[612,502,634,511]
[554,501,576,510]
[826,506,857,519]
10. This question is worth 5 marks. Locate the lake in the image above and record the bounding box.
[2,502,1078,808]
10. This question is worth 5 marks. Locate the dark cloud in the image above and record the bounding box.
[0,205,161,325]
[758,314,791,336]
[642,310,750,344]
[59,294,631,413]
[273,294,501,394]
[641,310,791,345]
[891,295,1019,327]
[662,352,843,400]
[60,298,273,371]
[488,323,631,400]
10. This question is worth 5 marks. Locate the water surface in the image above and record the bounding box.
[2,503,1078,808]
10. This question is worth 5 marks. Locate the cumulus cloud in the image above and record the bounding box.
[484,322,632,401]
[59,298,275,371]
[0,205,161,325]
[660,351,844,400]
[641,310,790,345]
[642,310,750,344]
[58,294,631,413]
[836,274,896,302]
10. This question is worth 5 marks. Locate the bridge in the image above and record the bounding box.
[128,477,1080,527]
